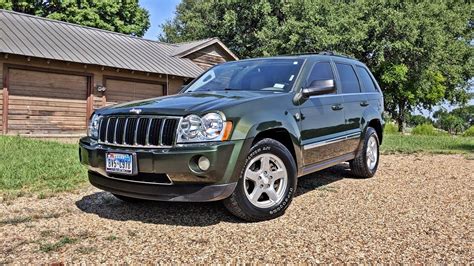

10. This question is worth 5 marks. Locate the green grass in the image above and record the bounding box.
[39,236,77,253]
[381,134,474,154]
[0,136,87,196]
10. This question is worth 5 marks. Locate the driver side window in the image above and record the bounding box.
[307,62,335,89]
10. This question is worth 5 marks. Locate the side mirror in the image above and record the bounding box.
[301,79,335,97]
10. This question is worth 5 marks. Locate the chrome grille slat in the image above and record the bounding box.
[159,119,166,145]
[113,118,119,144]
[134,118,140,145]
[98,115,180,148]
[123,118,129,144]
[145,119,153,146]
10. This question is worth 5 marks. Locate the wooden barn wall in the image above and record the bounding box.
[186,44,231,70]
[0,55,189,136]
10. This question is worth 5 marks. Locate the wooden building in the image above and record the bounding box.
[0,10,238,137]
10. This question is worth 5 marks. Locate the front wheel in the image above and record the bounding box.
[350,127,380,178]
[224,138,297,222]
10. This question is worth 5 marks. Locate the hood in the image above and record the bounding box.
[97,90,275,116]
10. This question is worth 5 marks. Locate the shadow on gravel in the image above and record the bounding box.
[75,163,354,226]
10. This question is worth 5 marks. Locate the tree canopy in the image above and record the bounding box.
[0,0,150,37]
[161,0,473,132]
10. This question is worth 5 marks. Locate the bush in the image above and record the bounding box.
[384,122,398,134]
[463,126,474,137]
[412,123,439,136]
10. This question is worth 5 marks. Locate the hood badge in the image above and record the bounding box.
[129,108,142,114]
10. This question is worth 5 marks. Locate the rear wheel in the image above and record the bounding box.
[350,127,380,178]
[224,138,297,221]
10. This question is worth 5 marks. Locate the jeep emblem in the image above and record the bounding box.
[129,108,142,114]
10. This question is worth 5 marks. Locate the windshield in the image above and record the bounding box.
[184,58,304,93]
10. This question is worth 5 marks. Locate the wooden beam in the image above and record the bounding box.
[2,64,9,134]
[86,76,94,125]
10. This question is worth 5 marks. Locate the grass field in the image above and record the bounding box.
[381,134,474,154]
[0,134,472,197]
[0,136,87,198]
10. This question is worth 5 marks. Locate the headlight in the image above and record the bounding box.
[88,114,101,139]
[177,112,231,143]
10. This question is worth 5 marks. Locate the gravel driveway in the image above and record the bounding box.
[1,154,472,264]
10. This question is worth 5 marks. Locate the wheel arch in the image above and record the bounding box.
[367,118,384,144]
[252,127,301,169]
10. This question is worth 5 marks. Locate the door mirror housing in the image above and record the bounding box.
[302,79,336,97]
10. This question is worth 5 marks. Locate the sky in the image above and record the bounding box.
[139,0,181,40]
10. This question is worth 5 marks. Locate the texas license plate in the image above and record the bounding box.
[106,153,134,175]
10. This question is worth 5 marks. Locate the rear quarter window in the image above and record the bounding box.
[335,63,361,94]
[356,66,378,93]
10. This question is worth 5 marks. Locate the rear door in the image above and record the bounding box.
[355,65,382,109]
[334,62,366,153]
[299,61,347,166]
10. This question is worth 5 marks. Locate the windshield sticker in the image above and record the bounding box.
[293,61,299,65]
[274,83,285,89]
[289,75,295,81]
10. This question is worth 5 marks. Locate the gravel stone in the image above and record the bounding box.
[0,154,472,264]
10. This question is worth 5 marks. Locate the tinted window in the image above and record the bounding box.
[184,59,304,93]
[335,63,360,93]
[356,66,377,92]
[307,62,334,84]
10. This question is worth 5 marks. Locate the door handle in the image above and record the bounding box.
[331,104,344,111]
[360,101,369,107]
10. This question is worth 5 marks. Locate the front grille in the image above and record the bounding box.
[98,116,180,147]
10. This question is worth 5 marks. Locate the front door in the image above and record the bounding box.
[299,61,346,166]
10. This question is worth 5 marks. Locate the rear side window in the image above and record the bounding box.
[307,62,334,84]
[356,66,378,92]
[335,63,360,94]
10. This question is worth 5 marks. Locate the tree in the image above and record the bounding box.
[161,1,473,132]
[406,114,433,128]
[434,105,474,134]
[0,0,150,37]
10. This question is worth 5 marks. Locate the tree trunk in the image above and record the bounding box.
[397,100,406,132]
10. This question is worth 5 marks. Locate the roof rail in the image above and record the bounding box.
[318,51,354,59]
[282,51,355,59]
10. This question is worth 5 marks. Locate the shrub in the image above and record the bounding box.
[463,126,474,137]
[412,123,439,136]
[384,122,398,134]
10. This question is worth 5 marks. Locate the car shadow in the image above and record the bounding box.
[75,163,355,226]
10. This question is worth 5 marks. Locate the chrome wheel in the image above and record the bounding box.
[366,135,378,170]
[243,153,288,209]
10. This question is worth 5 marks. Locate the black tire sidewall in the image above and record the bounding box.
[234,139,297,220]
[363,127,380,176]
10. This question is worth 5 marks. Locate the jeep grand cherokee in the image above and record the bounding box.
[79,53,384,221]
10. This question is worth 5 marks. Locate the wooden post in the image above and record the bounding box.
[86,76,94,125]
[2,66,8,135]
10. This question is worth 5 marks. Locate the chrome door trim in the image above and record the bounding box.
[303,132,361,150]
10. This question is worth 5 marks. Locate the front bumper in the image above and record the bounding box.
[79,137,251,202]
[89,171,237,202]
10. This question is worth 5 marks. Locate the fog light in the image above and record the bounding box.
[198,156,210,171]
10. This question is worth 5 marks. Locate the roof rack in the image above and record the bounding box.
[283,51,355,59]
[318,51,354,59]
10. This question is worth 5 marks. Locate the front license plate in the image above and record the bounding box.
[106,153,134,175]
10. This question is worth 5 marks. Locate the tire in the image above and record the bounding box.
[350,127,380,178]
[224,138,297,222]
[112,194,143,203]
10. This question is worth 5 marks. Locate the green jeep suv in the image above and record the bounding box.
[79,53,384,221]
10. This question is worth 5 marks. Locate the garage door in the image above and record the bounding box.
[105,78,165,105]
[8,69,89,135]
